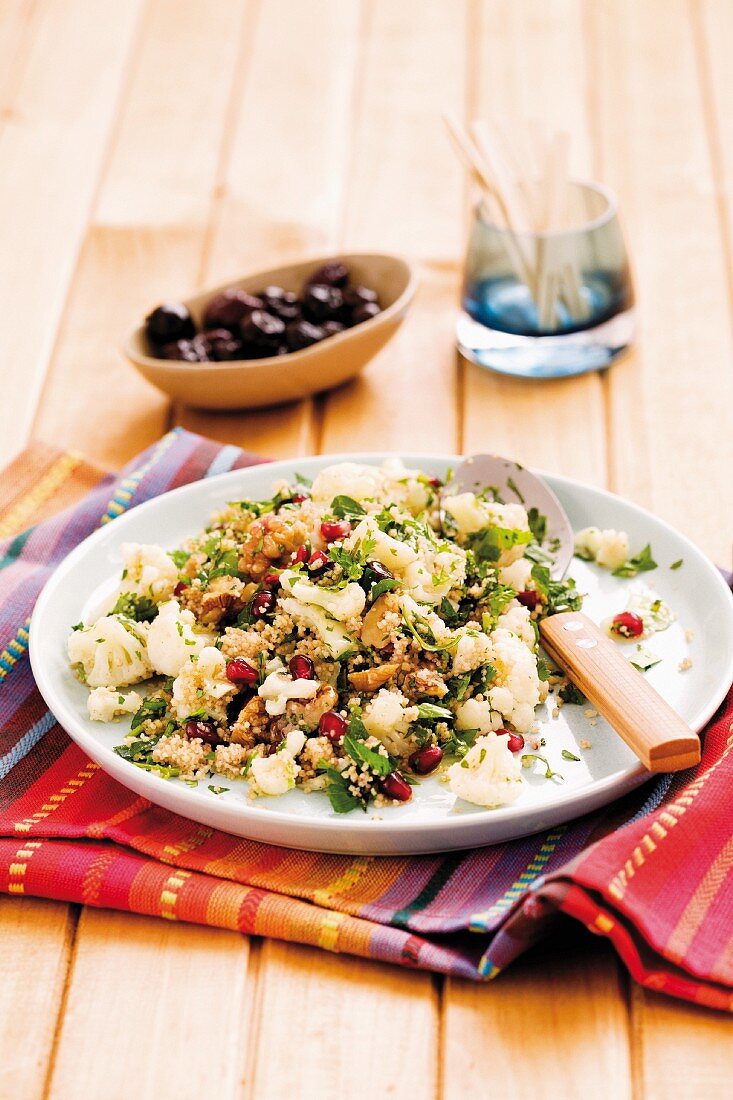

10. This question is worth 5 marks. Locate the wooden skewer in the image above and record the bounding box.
[540,612,701,772]
[443,113,536,294]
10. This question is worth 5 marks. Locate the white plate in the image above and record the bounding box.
[30,454,733,855]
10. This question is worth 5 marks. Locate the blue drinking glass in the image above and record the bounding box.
[457,181,635,378]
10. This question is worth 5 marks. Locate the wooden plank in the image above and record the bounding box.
[444,4,632,1092]
[321,0,467,456]
[0,0,144,466]
[443,927,632,1100]
[589,0,733,563]
[244,4,465,1097]
[250,942,439,1100]
[0,898,75,1100]
[462,0,607,483]
[629,985,733,1100]
[177,0,362,457]
[33,0,253,468]
[48,911,253,1100]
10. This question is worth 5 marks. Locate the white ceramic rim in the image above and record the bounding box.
[29,454,733,847]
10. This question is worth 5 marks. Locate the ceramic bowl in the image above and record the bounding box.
[124,252,417,409]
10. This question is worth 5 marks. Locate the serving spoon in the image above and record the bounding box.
[446,454,701,773]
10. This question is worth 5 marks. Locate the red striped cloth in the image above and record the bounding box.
[2,431,732,1009]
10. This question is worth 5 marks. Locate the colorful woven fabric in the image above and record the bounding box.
[2,430,732,1010]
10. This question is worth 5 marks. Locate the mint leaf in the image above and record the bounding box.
[416,702,453,722]
[466,525,532,564]
[612,543,658,578]
[330,495,366,521]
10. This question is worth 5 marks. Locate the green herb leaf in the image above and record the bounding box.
[169,549,190,569]
[612,543,658,578]
[370,577,400,600]
[527,507,547,544]
[130,695,167,731]
[416,702,453,722]
[208,785,229,795]
[521,753,564,781]
[561,749,581,761]
[111,592,159,623]
[330,495,367,521]
[670,558,683,570]
[558,681,586,705]
[465,525,532,564]
[343,733,392,776]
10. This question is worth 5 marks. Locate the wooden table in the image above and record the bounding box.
[2,1,731,1096]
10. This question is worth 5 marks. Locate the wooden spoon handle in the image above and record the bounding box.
[539,611,701,772]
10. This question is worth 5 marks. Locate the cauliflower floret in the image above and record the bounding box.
[257,669,320,716]
[574,526,630,571]
[487,628,543,733]
[403,546,467,604]
[447,732,523,807]
[68,615,152,689]
[116,542,178,603]
[346,517,418,571]
[595,530,630,571]
[280,597,356,659]
[443,493,530,565]
[278,570,366,622]
[87,687,142,722]
[455,697,503,734]
[362,688,419,757]
[497,603,536,648]
[249,749,300,797]
[311,462,383,505]
[399,593,451,643]
[498,557,533,590]
[146,600,215,677]
[379,458,432,514]
[452,627,493,675]
[170,646,236,723]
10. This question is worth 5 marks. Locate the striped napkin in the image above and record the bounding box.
[2,430,732,1011]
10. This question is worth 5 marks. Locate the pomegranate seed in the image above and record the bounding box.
[289,654,315,680]
[320,519,351,543]
[428,476,441,488]
[517,589,539,611]
[381,772,412,802]
[409,744,444,774]
[184,718,221,745]
[173,580,189,597]
[263,572,281,588]
[611,611,644,639]
[291,544,309,565]
[308,549,329,571]
[250,588,276,618]
[493,726,521,752]
[225,658,258,686]
[290,492,308,504]
[319,710,347,743]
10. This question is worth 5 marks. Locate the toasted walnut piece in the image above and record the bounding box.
[228,696,270,747]
[360,594,400,649]
[238,514,309,581]
[286,684,338,730]
[180,575,253,626]
[348,662,399,692]
[405,668,449,698]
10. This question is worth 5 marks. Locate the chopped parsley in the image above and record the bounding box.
[521,753,563,781]
[612,543,658,578]
[111,592,159,623]
[670,558,683,570]
[330,495,367,522]
[465,525,532,564]
[558,681,586,705]
[561,748,581,761]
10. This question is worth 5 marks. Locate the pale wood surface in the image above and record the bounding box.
[2,1,732,1097]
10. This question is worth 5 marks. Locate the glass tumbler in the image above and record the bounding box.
[457,181,635,378]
